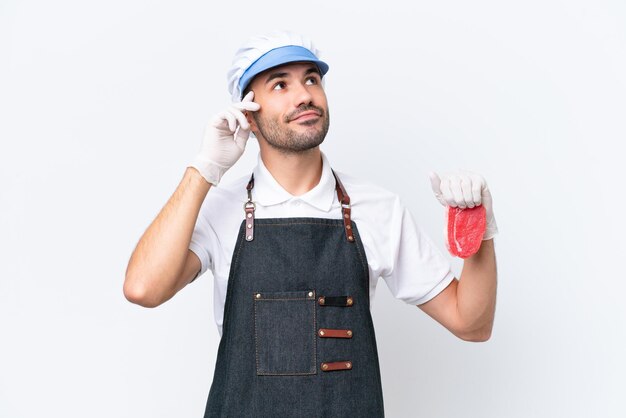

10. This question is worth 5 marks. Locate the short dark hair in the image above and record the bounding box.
[241,83,252,100]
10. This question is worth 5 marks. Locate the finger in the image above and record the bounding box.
[441,177,458,207]
[234,127,250,151]
[219,111,236,132]
[228,107,249,130]
[234,101,261,112]
[242,91,255,102]
[448,175,468,208]
[429,171,442,196]
[471,175,484,206]
[429,172,446,206]
[210,113,228,130]
[461,176,475,208]
[481,186,493,214]
[237,91,261,112]
[212,112,230,129]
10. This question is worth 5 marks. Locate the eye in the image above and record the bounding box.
[272,81,286,90]
[305,76,319,85]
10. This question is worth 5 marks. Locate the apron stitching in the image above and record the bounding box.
[256,372,317,376]
[253,296,317,375]
[313,292,317,374]
[254,298,259,374]
[219,222,247,400]
[351,225,369,277]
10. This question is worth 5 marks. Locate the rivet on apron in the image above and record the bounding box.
[321,363,329,371]
[345,362,352,369]
[319,330,325,336]
[247,224,252,229]
[255,293,261,299]
[347,330,353,337]
[247,235,253,241]
[318,297,325,305]
[247,213,252,218]
[308,291,313,297]
[347,297,354,306]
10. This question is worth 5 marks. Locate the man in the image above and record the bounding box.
[124,31,498,417]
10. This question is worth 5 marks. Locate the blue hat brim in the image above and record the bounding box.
[238,45,329,97]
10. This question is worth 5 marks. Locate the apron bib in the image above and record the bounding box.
[204,171,385,417]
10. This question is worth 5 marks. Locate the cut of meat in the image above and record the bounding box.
[445,205,487,258]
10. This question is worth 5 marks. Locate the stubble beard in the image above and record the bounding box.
[252,105,330,154]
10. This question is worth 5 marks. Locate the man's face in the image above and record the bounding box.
[246,62,330,153]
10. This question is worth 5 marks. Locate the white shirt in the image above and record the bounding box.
[190,153,456,336]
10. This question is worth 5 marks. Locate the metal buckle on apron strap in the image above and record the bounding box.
[245,175,256,241]
[244,201,255,241]
[318,295,354,307]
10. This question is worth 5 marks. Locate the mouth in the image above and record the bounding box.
[290,110,321,122]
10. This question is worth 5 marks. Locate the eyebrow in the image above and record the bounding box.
[263,66,321,85]
[264,71,288,84]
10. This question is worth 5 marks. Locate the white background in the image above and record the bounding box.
[1,0,625,417]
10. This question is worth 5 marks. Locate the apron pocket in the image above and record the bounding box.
[253,290,316,375]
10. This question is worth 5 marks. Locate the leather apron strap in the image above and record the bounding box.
[244,169,355,243]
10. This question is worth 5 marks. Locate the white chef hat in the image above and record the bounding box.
[227,30,329,102]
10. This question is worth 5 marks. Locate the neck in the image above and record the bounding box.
[259,146,323,196]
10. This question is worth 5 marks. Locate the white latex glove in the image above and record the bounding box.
[189,91,261,185]
[429,170,499,240]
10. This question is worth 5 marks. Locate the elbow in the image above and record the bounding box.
[123,275,163,308]
[459,329,492,343]
[455,323,493,343]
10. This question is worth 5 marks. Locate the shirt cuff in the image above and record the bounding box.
[188,242,209,279]
[412,270,457,306]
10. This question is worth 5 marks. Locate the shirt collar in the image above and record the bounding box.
[251,152,336,212]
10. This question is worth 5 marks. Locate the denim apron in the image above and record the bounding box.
[203,171,385,417]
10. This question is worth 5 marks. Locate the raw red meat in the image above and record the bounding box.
[445,205,486,258]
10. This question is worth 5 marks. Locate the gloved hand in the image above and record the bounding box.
[189,91,261,185]
[429,170,499,240]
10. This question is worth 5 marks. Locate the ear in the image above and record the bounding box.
[248,115,263,142]
[246,111,257,131]
[246,101,260,133]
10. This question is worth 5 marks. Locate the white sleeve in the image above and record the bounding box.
[188,208,214,279]
[382,197,456,306]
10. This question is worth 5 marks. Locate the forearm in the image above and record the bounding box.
[456,238,497,339]
[124,167,210,307]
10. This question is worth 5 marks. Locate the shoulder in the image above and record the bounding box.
[198,174,249,222]
[208,174,249,202]
[332,170,406,237]
[333,170,401,211]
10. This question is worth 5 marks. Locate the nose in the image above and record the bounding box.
[292,80,314,107]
